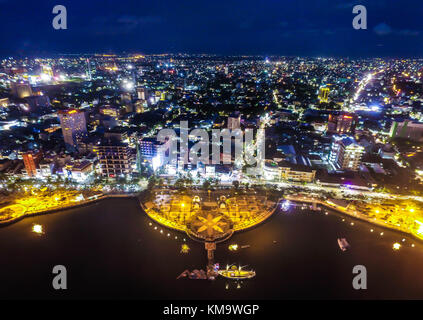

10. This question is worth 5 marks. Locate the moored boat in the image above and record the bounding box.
[337,238,350,251]
[218,265,256,280]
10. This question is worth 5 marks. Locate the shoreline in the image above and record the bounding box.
[0,193,139,228]
[2,191,421,244]
[286,196,423,242]
[139,194,280,237]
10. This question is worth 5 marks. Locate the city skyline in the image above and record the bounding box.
[2,1,423,305]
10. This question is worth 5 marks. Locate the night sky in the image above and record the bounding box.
[1,0,423,57]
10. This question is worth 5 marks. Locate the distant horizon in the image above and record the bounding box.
[3,52,423,60]
[1,0,423,58]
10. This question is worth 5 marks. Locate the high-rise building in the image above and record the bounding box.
[329,136,364,171]
[327,113,358,134]
[86,58,92,81]
[94,139,133,177]
[138,137,164,158]
[390,120,423,142]
[22,150,43,177]
[58,109,87,148]
[318,87,330,103]
[136,87,150,100]
[10,81,33,98]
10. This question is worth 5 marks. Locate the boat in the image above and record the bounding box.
[180,244,190,254]
[229,244,250,251]
[218,265,256,280]
[337,238,350,251]
[177,269,207,280]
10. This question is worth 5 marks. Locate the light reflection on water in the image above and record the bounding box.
[0,198,423,299]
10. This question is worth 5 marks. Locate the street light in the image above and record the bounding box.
[122,80,134,91]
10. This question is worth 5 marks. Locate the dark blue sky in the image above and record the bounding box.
[1,0,423,57]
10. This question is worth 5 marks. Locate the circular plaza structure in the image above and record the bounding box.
[141,188,278,241]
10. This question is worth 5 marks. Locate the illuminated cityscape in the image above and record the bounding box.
[1,0,423,304]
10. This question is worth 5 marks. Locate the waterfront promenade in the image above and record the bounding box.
[285,195,423,241]
[0,192,140,227]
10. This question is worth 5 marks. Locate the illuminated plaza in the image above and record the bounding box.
[143,188,278,237]
[142,187,278,279]
[0,188,102,225]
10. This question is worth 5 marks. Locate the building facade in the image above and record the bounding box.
[390,120,423,142]
[11,81,32,98]
[94,141,133,177]
[22,150,43,177]
[264,160,316,182]
[318,87,330,103]
[327,113,357,134]
[329,136,364,171]
[58,109,88,148]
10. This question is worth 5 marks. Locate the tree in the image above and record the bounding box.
[158,178,165,187]
[174,178,186,189]
[202,179,212,190]
[147,176,158,191]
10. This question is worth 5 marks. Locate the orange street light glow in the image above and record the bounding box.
[393,243,401,250]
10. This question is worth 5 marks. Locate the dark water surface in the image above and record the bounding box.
[1,198,423,299]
